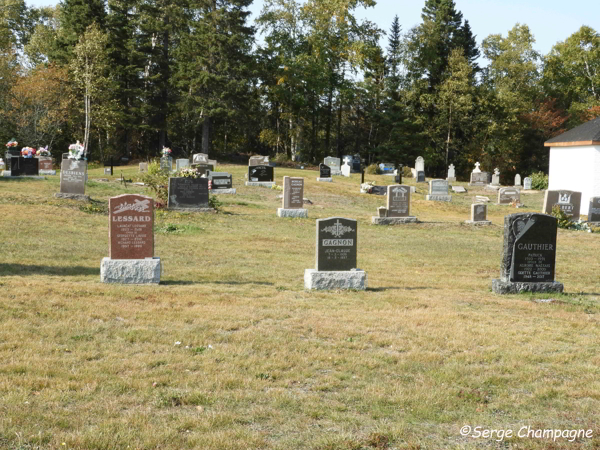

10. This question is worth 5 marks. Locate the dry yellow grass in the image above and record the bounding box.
[0,164,599,450]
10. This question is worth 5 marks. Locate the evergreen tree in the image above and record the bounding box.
[386,15,402,94]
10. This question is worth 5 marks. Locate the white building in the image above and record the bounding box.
[544,117,600,216]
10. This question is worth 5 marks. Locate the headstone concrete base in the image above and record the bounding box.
[588,222,600,227]
[304,268,367,290]
[3,171,45,179]
[465,220,492,226]
[101,257,161,284]
[425,195,452,202]
[485,185,501,191]
[446,177,456,182]
[277,208,308,218]
[245,181,274,188]
[210,188,236,194]
[168,207,216,213]
[492,279,564,294]
[372,216,418,225]
[330,170,342,176]
[54,193,90,201]
[39,170,56,175]
[317,177,333,182]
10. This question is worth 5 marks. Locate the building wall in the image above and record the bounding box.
[548,145,600,216]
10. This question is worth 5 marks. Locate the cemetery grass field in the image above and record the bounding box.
[1,165,599,450]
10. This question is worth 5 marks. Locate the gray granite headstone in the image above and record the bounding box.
[168,177,209,209]
[452,186,467,193]
[283,176,304,209]
[387,185,411,217]
[429,179,449,195]
[472,203,487,222]
[139,162,148,173]
[324,157,341,173]
[589,197,600,223]
[523,177,532,190]
[176,159,190,171]
[248,165,274,182]
[316,218,357,271]
[160,156,173,172]
[498,187,521,205]
[60,159,87,194]
[542,190,582,221]
[193,153,209,165]
[249,155,269,166]
[470,172,489,186]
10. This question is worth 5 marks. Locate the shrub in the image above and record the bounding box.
[552,206,574,229]
[141,160,169,205]
[402,166,413,178]
[273,153,288,164]
[365,164,381,175]
[530,172,548,190]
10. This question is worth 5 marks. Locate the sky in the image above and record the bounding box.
[25,0,600,57]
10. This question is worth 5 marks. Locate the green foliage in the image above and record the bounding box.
[402,166,413,178]
[365,164,381,175]
[530,172,549,190]
[208,195,222,212]
[141,161,169,205]
[552,206,574,229]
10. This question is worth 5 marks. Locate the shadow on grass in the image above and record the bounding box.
[161,280,274,286]
[0,264,98,277]
[367,286,429,292]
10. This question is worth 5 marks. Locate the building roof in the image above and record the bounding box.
[544,116,600,147]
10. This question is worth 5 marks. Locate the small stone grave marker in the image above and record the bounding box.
[524,177,532,190]
[498,187,521,205]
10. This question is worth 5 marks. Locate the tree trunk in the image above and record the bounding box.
[202,117,211,155]
[326,84,333,156]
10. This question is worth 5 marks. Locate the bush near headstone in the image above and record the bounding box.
[530,172,548,190]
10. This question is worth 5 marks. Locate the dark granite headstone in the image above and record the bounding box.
[472,203,487,222]
[208,171,232,189]
[498,188,521,205]
[319,164,331,178]
[168,177,209,209]
[248,165,274,182]
[543,190,582,220]
[60,160,87,194]
[499,213,557,283]
[283,176,304,209]
[10,157,39,176]
[109,194,154,260]
[387,185,411,217]
[417,171,425,183]
[316,218,357,271]
[370,185,387,196]
[589,197,600,222]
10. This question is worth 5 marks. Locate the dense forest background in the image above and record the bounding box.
[0,0,599,178]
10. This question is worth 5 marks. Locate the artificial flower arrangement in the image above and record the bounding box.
[68,141,84,159]
[179,168,201,178]
[21,147,37,158]
[5,139,18,148]
[37,146,51,157]
[162,146,172,157]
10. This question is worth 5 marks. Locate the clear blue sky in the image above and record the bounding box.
[26,0,600,57]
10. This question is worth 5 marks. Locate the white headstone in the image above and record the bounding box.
[415,156,425,173]
[491,168,500,186]
[341,162,351,177]
[524,177,532,190]
[473,162,481,173]
[447,164,456,180]
[514,174,521,186]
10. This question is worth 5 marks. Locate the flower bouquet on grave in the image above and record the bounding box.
[21,147,36,158]
[37,146,51,157]
[360,181,375,194]
[179,167,201,178]
[5,139,18,148]
[161,146,172,157]
[68,141,84,160]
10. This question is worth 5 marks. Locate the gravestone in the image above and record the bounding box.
[491,168,500,186]
[498,187,521,205]
[416,171,426,183]
[246,165,274,187]
[324,156,342,175]
[492,213,563,294]
[318,163,332,182]
[447,164,456,182]
[249,155,269,166]
[168,177,213,212]
[278,176,307,218]
[10,157,39,176]
[415,156,425,173]
[515,174,522,187]
[341,162,351,177]
[104,168,112,175]
[207,171,235,194]
[588,197,600,224]
[465,203,491,226]
[55,159,88,200]
[452,186,467,193]
[426,179,452,201]
[524,177,532,190]
[304,217,366,290]
[542,190,582,221]
[139,162,148,173]
[208,159,217,171]
[176,159,190,171]
[160,156,173,172]
[372,185,417,224]
[38,157,55,175]
[473,162,481,173]
[369,186,387,195]
[193,153,209,165]
[101,194,160,284]
[470,171,489,186]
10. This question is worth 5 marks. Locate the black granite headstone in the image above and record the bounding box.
[168,177,209,209]
[319,164,331,178]
[316,218,357,271]
[370,185,387,196]
[589,197,600,222]
[248,165,274,182]
[417,171,425,183]
[10,157,39,176]
[208,171,233,189]
[499,213,557,283]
